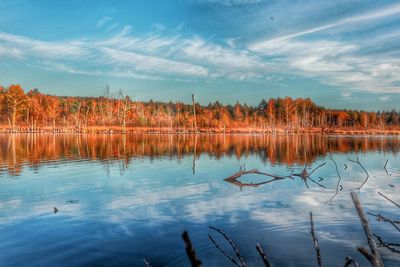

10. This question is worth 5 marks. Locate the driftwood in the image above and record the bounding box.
[182,231,202,267]
[224,162,326,190]
[348,157,369,190]
[256,243,271,267]
[350,192,384,267]
[310,212,323,267]
[378,191,400,209]
[223,169,289,189]
[208,226,245,267]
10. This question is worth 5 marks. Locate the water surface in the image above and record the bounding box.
[0,134,399,266]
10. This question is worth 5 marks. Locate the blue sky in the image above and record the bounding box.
[1,0,400,109]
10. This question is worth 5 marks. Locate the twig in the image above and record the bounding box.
[368,212,400,231]
[292,162,326,189]
[350,192,384,267]
[209,234,241,266]
[256,243,271,267]
[308,162,327,177]
[327,155,342,202]
[209,226,245,267]
[182,231,202,267]
[384,160,390,176]
[373,234,400,254]
[348,157,369,190]
[378,191,400,209]
[310,212,322,267]
[143,258,152,267]
[343,256,359,267]
[308,177,327,189]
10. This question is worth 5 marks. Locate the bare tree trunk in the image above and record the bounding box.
[192,94,197,133]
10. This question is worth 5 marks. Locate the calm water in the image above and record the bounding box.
[0,134,399,266]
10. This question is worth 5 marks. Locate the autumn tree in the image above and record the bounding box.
[5,84,27,128]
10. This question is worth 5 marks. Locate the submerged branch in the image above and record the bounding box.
[350,192,384,267]
[373,234,400,254]
[368,212,400,231]
[310,212,322,267]
[182,231,202,267]
[327,155,342,202]
[256,243,271,267]
[378,191,400,209]
[348,157,369,190]
[209,226,245,267]
[383,159,390,176]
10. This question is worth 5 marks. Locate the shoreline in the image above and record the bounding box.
[1,126,400,135]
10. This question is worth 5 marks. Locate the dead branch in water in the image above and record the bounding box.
[343,256,359,267]
[288,162,327,189]
[368,212,400,231]
[327,155,342,202]
[223,169,289,189]
[182,231,202,267]
[378,191,400,209]
[256,243,271,267]
[310,212,323,267]
[350,192,384,267]
[383,160,390,176]
[348,157,369,190]
[373,234,400,254]
[208,226,246,267]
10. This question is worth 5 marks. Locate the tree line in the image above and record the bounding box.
[1,84,399,131]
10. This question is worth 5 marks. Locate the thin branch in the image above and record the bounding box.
[209,226,245,267]
[308,162,327,177]
[378,191,400,209]
[348,157,369,190]
[182,231,202,267]
[368,212,400,231]
[373,234,400,254]
[350,192,384,267]
[310,212,322,267]
[209,234,241,267]
[343,256,359,267]
[327,155,342,202]
[384,159,390,176]
[308,177,327,189]
[256,243,271,267]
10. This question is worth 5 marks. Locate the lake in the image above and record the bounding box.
[0,134,399,266]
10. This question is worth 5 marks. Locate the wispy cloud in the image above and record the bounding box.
[251,3,400,46]
[0,27,269,82]
[248,3,400,93]
[198,0,263,6]
[96,16,113,28]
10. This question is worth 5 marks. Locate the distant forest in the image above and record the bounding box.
[1,84,399,131]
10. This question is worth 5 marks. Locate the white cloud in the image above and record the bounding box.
[0,28,269,82]
[252,3,400,46]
